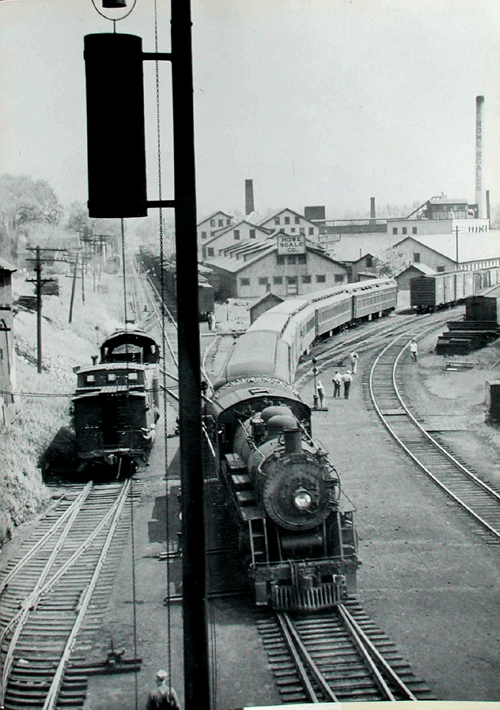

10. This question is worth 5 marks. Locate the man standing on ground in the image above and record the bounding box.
[409,339,418,362]
[343,370,353,399]
[350,350,359,374]
[332,370,342,398]
[146,669,181,710]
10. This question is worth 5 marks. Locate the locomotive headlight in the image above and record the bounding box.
[294,488,312,510]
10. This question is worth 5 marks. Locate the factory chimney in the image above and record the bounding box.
[245,179,254,215]
[369,197,376,227]
[475,96,486,219]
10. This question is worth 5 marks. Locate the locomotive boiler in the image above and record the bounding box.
[206,378,357,610]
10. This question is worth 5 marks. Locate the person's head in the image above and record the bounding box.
[346,370,351,375]
[156,670,168,685]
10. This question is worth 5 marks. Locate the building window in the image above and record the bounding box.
[366,255,373,267]
[335,274,344,283]
[226,218,231,225]
[240,277,250,286]
[300,228,305,235]
[437,266,445,272]
[413,253,421,263]
[218,219,223,227]
[234,230,240,240]
[412,227,417,234]
[258,277,269,285]
[284,216,290,224]
[273,276,283,284]
[288,255,296,265]
[201,231,207,239]
[302,275,311,283]
[277,255,285,265]
[309,227,314,235]
[316,274,326,283]
[275,217,280,225]
[297,254,306,264]
[208,248,214,256]
[402,227,407,235]
[392,227,398,235]
[295,216,300,224]
[290,228,296,233]
[210,219,215,227]
[249,229,255,238]
[210,231,216,237]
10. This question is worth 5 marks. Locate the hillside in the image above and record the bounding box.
[0,265,126,546]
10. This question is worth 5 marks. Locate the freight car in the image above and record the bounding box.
[138,248,215,321]
[72,326,160,476]
[410,266,500,313]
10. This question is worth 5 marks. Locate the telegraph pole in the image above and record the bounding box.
[26,246,64,373]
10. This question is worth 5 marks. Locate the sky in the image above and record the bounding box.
[1,0,499,222]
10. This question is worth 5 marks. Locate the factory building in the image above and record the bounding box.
[199,220,271,261]
[205,232,348,301]
[395,263,436,291]
[258,208,320,242]
[197,210,234,244]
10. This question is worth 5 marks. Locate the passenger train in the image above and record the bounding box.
[410,266,500,313]
[206,277,396,610]
[72,326,160,476]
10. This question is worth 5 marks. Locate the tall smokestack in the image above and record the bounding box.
[369,197,376,228]
[245,179,254,215]
[475,96,486,219]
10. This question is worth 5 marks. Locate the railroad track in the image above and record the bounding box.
[258,599,434,703]
[368,332,500,545]
[0,481,139,710]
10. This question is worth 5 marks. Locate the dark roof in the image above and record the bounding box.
[0,256,17,272]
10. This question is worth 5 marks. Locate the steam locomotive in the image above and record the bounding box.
[72,326,160,475]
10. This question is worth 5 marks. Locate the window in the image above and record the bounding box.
[86,374,95,384]
[297,254,306,264]
[273,276,283,284]
[302,275,311,283]
[300,228,305,235]
[277,255,285,265]
[258,277,269,285]
[286,275,298,295]
[295,216,300,224]
[287,276,298,283]
[284,216,290,224]
[402,227,407,235]
[275,217,280,225]
[413,253,421,263]
[218,219,223,227]
[412,227,417,234]
[288,255,296,265]
[316,274,326,283]
[210,219,215,227]
[437,266,445,272]
[249,229,255,239]
[108,373,117,382]
[128,372,138,381]
[208,248,214,256]
[335,274,344,283]
[234,230,240,240]
[210,231,216,237]
[366,255,373,267]
[226,218,231,225]
[392,227,398,235]
[201,231,207,239]
[290,228,296,233]
[309,227,314,235]
[240,277,250,286]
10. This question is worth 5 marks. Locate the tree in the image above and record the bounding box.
[0,174,62,259]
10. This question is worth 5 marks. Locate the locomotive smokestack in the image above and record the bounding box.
[245,179,254,215]
[369,197,376,227]
[475,96,486,219]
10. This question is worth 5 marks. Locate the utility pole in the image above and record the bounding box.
[26,246,65,373]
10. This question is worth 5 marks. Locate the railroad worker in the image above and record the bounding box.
[332,371,342,398]
[208,311,216,331]
[342,371,353,399]
[146,669,181,710]
[349,350,359,374]
[409,339,418,362]
[316,380,325,407]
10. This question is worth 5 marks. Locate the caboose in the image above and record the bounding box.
[72,327,160,474]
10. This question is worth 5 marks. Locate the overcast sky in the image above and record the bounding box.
[1,0,499,221]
